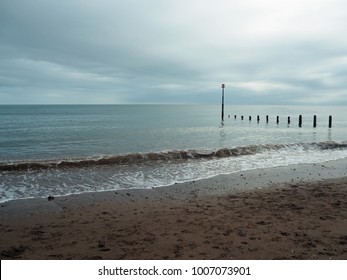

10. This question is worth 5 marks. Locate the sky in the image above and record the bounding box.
[1,0,347,105]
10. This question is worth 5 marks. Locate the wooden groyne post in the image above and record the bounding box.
[228,114,333,128]
[329,115,332,128]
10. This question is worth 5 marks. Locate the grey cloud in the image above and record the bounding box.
[1,0,347,104]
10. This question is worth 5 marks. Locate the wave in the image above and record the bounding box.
[1,141,347,172]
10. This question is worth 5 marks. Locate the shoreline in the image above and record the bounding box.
[1,157,347,207]
[1,159,347,259]
[2,142,347,204]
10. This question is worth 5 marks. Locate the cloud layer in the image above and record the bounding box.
[1,0,347,104]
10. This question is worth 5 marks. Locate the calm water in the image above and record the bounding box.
[1,104,347,202]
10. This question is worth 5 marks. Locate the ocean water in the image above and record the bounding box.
[1,104,347,202]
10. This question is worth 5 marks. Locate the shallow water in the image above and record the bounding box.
[1,105,347,202]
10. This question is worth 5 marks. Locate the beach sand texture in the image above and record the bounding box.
[1,161,347,260]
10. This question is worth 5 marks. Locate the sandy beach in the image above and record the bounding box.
[1,159,347,260]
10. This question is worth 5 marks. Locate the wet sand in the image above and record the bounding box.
[1,160,347,260]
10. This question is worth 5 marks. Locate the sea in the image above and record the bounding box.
[1,104,347,203]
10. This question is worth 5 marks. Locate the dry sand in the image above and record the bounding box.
[1,160,347,260]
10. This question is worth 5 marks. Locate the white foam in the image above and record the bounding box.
[1,145,347,203]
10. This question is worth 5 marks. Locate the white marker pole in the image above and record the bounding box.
[221,83,225,122]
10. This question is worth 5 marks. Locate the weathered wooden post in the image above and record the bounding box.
[313,115,317,128]
[266,115,269,123]
[257,115,260,123]
[288,116,291,125]
[276,116,279,124]
[221,83,225,122]
[329,115,332,128]
[299,115,302,127]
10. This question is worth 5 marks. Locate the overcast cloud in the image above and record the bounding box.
[1,0,347,105]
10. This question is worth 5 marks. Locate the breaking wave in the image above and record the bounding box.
[1,141,347,172]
